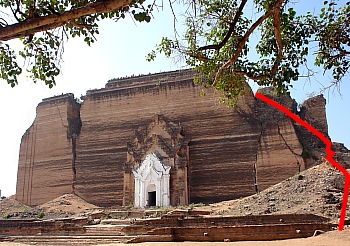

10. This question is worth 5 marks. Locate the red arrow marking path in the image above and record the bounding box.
[255,92,350,231]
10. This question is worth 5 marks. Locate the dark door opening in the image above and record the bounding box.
[148,191,156,207]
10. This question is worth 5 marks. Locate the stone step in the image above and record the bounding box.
[84,225,127,235]
[127,234,173,243]
[127,222,334,243]
[100,218,133,225]
[0,235,11,241]
[107,210,145,219]
[10,235,136,245]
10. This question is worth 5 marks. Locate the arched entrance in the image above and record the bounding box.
[133,153,171,208]
[123,115,190,207]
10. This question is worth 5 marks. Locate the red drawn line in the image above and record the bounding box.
[255,92,350,231]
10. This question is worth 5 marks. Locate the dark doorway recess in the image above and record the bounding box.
[148,191,156,206]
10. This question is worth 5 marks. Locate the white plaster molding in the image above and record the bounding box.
[133,153,171,208]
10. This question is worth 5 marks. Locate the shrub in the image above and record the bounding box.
[37,212,45,219]
[2,213,11,219]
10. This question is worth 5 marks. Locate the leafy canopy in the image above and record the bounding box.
[0,0,153,88]
[0,0,349,104]
[147,0,350,105]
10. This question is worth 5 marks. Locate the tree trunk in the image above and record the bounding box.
[0,0,132,41]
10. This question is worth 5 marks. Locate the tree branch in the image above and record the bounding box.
[212,0,284,87]
[212,4,276,86]
[271,0,283,76]
[0,0,132,41]
[0,18,8,27]
[197,0,248,51]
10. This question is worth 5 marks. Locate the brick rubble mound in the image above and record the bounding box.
[205,162,349,223]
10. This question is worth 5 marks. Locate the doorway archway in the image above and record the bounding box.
[133,153,171,208]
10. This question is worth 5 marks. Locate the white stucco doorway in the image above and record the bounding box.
[133,153,171,208]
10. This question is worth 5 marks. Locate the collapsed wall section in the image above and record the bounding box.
[333,142,350,168]
[294,95,330,168]
[298,95,329,149]
[16,94,81,206]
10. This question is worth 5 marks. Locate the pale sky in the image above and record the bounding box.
[0,1,349,197]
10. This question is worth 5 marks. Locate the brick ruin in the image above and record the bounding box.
[16,69,350,207]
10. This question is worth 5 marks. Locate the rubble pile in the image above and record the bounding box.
[210,163,349,222]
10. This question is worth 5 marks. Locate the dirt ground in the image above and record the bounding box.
[0,193,98,220]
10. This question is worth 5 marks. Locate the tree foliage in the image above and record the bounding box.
[0,0,349,103]
[0,0,153,87]
[147,0,350,105]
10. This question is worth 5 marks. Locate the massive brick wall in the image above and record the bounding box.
[255,88,304,191]
[16,70,337,207]
[74,70,260,206]
[16,94,81,206]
